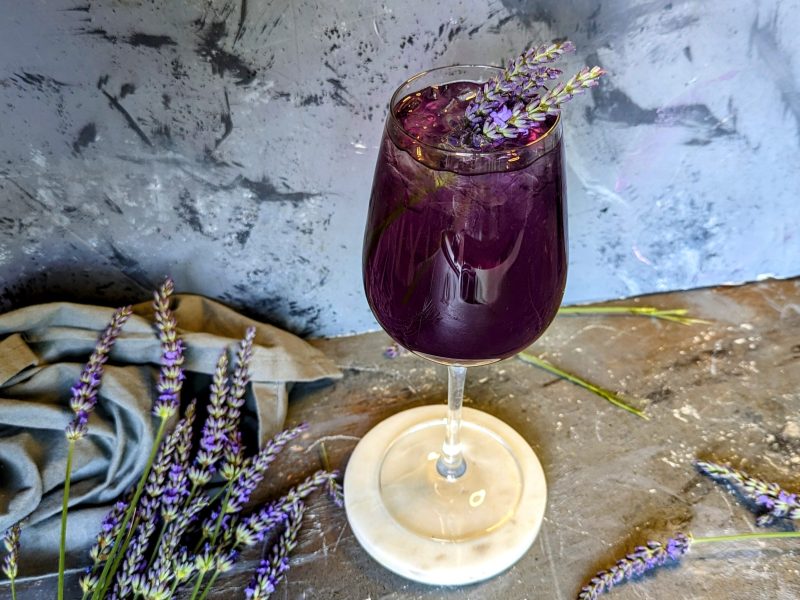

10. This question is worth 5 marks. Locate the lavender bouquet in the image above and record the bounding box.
[4,279,342,600]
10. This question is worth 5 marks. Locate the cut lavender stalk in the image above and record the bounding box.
[92,280,187,599]
[234,470,341,548]
[80,498,130,599]
[577,531,800,598]
[223,327,255,436]
[65,306,133,441]
[244,503,306,600]
[578,533,692,599]
[696,460,800,525]
[2,524,20,600]
[60,306,132,600]
[223,423,309,516]
[152,278,186,420]
[161,400,196,525]
[188,351,230,492]
[517,351,648,419]
[558,305,709,325]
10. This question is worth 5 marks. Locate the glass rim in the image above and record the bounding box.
[387,63,562,158]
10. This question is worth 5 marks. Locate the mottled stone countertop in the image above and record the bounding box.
[19,278,800,599]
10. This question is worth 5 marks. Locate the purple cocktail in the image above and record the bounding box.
[346,62,586,586]
[364,75,567,364]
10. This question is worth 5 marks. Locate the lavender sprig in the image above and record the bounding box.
[234,470,342,547]
[223,327,256,437]
[81,499,130,598]
[224,423,308,515]
[2,524,20,600]
[152,278,185,420]
[162,400,196,524]
[577,533,692,599]
[188,351,230,491]
[244,503,306,600]
[61,306,132,600]
[464,40,605,147]
[696,461,800,525]
[66,306,132,441]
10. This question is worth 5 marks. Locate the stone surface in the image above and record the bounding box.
[12,277,800,598]
[1,1,799,336]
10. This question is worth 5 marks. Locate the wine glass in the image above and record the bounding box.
[344,65,567,585]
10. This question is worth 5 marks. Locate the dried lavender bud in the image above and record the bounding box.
[577,533,692,599]
[65,305,132,440]
[2,523,21,582]
[188,351,230,488]
[152,278,185,419]
[244,503,305,600]
[696,461,800,525]
[224,424,308,515]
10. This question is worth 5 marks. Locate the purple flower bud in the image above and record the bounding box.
[489,105,513,127]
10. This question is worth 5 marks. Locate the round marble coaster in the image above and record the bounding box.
[344,405,547,586]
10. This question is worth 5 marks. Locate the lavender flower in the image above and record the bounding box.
[2,524,20,583]
[219,429,247,483]
[577,533,693,599]
[161,400,196,524]
[188,351,230,489]
[244,503,305,600]
[224,424,308,515]
[66,306,132,440]
[113,496,160,598]
[464,40,605,147]
[235,470,341,547]
[142,496,208,599]
[171,548,196,590]
[223,327,255,436]
[80,498,131,595]
[152,278,185,420]
[696,460,800,525]
[383,343,407,359]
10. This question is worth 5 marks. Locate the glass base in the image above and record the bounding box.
[344,405,546,586]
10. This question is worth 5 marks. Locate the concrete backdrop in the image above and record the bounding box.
[1,0,798,336]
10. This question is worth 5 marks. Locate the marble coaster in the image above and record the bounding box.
[344,405,547,586]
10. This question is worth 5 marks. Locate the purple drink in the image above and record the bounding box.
[364,72,567,364]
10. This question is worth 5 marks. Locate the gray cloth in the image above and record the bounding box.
[0,295,341,576]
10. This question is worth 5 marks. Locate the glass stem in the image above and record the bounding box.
[437,365,467,479]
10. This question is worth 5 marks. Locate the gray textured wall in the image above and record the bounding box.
[1,0,798,336]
